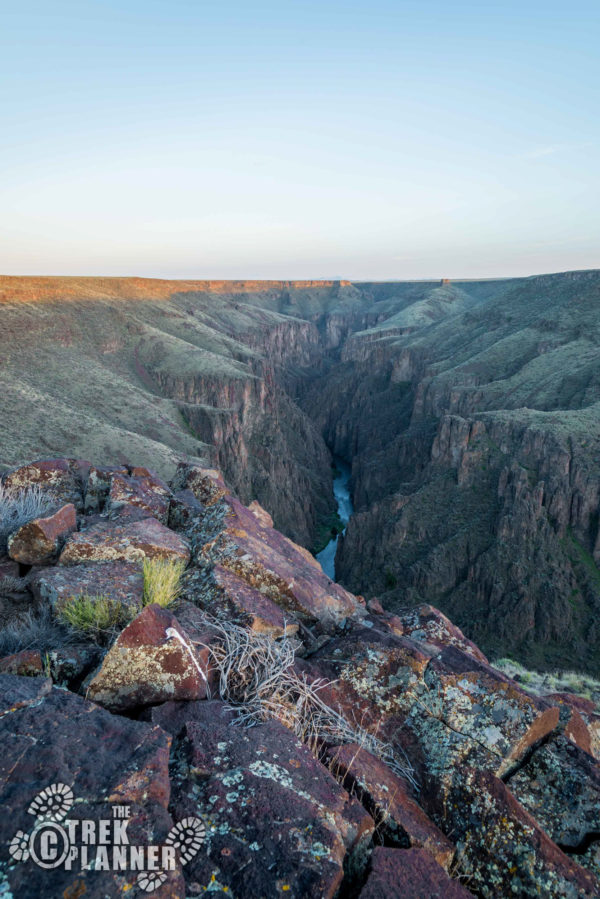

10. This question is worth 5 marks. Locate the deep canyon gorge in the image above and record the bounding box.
[1,271,600,674]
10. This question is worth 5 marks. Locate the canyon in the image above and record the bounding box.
[1,272,600,673]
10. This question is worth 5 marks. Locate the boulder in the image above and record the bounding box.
[196,491,362,629]
[31,560,144,612]
[325,743,454,869]
[359,847,471,899]
[59,517,190,565]
[0,649,43,676]
[168,489,205,531]
[7,503,77,564]
[2,458,87,510]
[211,563,299,637]
[248,499,274,529]
[107,471,172,523]
[170,462,228,507]
[388,603,489,663]
[443,767,600,898]
[0,674,182,897]
[86,603,210,711]
[509,735,600,869]
[84,464,128,513]
[152,700,374,898]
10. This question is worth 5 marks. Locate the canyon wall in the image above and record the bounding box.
[2,272,600,672]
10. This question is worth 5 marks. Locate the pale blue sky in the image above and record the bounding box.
[1,0,598,279]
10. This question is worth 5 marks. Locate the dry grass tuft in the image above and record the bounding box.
[200,619,417,788]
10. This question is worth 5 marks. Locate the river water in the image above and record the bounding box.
[316,458,353,580]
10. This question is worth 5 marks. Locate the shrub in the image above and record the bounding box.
[142,558,186,608]
[0,483,54,550]
[58,595,132,642]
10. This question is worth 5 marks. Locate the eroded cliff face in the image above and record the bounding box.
[298,271,600,674]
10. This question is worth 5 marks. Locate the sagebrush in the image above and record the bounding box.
[0,483,54,550]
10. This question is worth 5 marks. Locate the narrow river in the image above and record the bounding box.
[316,458,353,581]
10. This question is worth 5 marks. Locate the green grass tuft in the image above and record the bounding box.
[142,558,186,608]
[58,594,133,640]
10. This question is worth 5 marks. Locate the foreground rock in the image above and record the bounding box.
[31,560,144,612]
[86,604,209,711]
[59,516,190,564]
[2,458,86,510]
[153,700,374,898]
[359,847,471,899]
[0,674,183,897]
[1,455,599,898]
[7,503,77,564]
[178,463,363,629]
[325,743,454,869]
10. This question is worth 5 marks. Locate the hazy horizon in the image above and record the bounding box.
[2,0,598,280]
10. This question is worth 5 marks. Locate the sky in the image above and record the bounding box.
[0,0,598,280]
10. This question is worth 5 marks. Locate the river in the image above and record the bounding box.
[316,458,353,580]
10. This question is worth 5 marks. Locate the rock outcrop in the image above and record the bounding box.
[0,456,599,897]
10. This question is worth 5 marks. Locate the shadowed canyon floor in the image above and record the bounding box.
[1,272,600,673]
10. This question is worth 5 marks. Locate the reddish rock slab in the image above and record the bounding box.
[443,767,600,898]
[548,692,598,758]
[84,464,128,512]
[0,649,43,676]
[86,603,209,711]
[325,743,454,870]
[7,502,77,564]
[0,675,183,898]
[389,603,489,663]
[211,563,299,637]
[152,700,374,898]
[59,517,191,565]
[424,646,561,778]
[31,560,144,611]
[107,471,172,524]
[248,499,274,529]
[2,458,87,510]
[199,493,362,629]
[359,847,471,899]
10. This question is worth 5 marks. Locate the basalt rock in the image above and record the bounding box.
[0,456,599,897]
[0,674,182,898]
[86,603,210,711]
[152,700,374,898]
[59,516,191,565]
[8,503,77,565]
[359,847,472,899]
[31,559,145,612]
